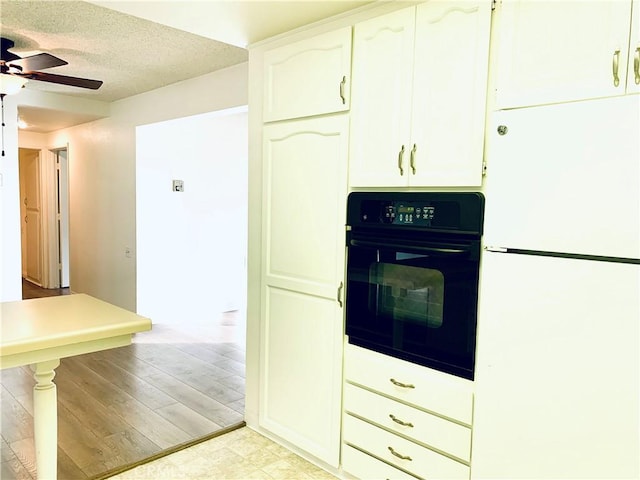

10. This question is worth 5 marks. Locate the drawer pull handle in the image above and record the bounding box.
[389,414,414,428]
[390,378,415,389]
[388,446,412,461]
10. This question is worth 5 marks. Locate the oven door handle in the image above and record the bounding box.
[350,239,471,256]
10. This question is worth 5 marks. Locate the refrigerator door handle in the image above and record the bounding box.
[485,245,508,253]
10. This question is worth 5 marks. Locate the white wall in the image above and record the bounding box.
[40,62,248,312]
[136,107,247,337]
[1,96,22,301]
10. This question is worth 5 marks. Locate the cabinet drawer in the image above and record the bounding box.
[344,383,471,462]
[344,344,474,424]
[342,444,420,480]
[343,414,470,479]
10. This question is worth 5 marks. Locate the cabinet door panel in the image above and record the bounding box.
[495,0,632,108]
[261,287,343,466]
[627,0,640,93]
[263,27,352,122]
[261,114,348,467]
[262,115,348,298]
[410,0,490,186]
[349,7,415,187]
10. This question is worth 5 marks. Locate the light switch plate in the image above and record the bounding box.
[172,180,184,192]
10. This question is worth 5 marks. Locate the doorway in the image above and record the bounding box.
[18,146,70,294]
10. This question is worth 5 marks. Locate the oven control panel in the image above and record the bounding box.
[382,203,435,225]
[348,192,484,234]
[359,201,438,226]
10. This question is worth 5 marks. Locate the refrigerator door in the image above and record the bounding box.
[472,252,640,479]
[484,95,640,259]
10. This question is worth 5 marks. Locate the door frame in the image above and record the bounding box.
[40,145,70,289]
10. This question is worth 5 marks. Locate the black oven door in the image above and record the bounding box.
[345,231,481,380]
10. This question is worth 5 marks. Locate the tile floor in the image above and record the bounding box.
[106,427,338,479]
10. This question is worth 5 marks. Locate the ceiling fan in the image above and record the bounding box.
[0,37,103,93]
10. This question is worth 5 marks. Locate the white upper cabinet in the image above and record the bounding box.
[349,7,416,187]
[263,27,352,122]
[349,1,491,187]
[494,0,637,109]
[411,0,492,186]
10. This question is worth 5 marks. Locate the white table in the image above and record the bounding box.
[0,294,152,480]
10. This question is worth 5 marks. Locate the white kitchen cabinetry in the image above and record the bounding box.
[494,0,639,109]
[263,27,352,122]
[349,1,491,187]
[342,344,473,479]
[260,114,348,467]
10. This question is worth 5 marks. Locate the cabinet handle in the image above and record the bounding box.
[339,76,346,104]
[389,414,414,428]
[389,378,415,389]
[397,145,405,176]
[337,281,344,307]
[613,49,621,87]
[25,215,28,223]
[634,47,640,85]
[388,446,412,461]
[409,144,417,175]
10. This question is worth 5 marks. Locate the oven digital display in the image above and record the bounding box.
[394,203,435,225]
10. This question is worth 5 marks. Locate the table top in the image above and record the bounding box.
[1,294,152,359]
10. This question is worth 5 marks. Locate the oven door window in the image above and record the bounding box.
[345,243,479,379]
[370,261,444,329]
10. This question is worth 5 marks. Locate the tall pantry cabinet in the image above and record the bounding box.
[258,28,351,467]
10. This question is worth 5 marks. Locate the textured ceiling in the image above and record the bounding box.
[1,0,373,132]
[0,0,249,103]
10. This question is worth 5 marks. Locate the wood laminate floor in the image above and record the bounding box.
[1,280,246,480]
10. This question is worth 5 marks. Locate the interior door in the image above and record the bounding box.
[19,149,43,286]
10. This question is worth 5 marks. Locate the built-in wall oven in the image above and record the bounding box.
[344,192,485,380]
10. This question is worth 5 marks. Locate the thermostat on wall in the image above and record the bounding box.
[172,180,184,192]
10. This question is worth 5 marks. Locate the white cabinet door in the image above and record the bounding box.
[263,27,352,122]
[349,7,415,187]
[495,0,632,108]
[473,253,640,479]
[484,96,640,259]
[627,0,640,93]
[260,114,348,467]
[410,0,491,186]
[349,3,490,188]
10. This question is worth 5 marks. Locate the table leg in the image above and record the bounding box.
[31,359,60,480]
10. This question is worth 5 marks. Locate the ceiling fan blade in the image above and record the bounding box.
[0,37,21,62]
[10,53,68,71]
[24,71,103,90]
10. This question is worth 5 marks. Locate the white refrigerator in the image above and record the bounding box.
[472,96,640,479]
